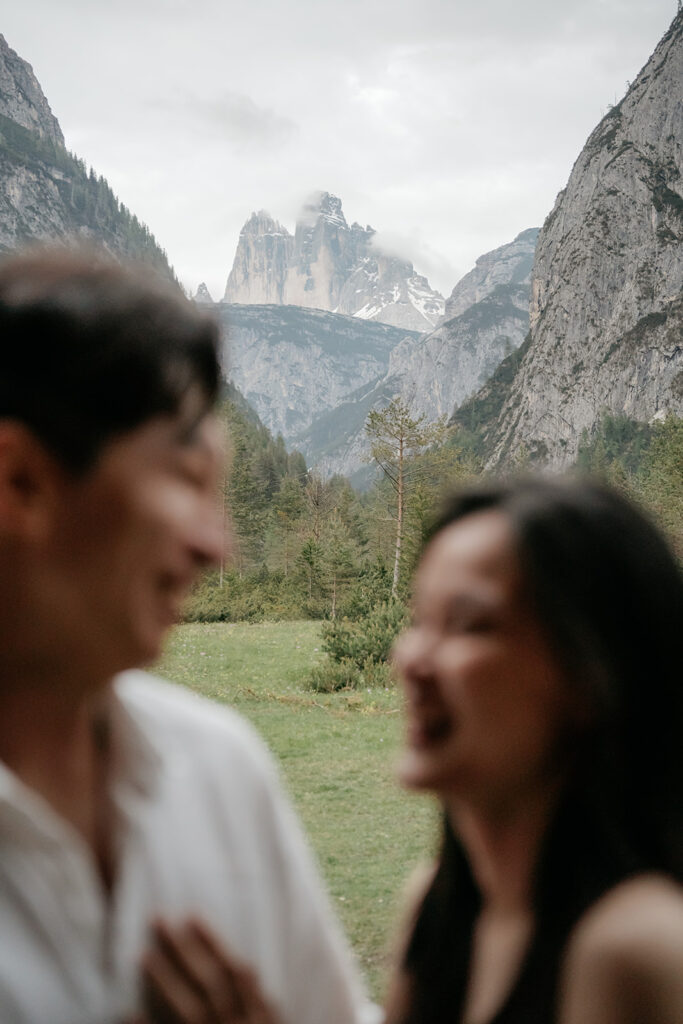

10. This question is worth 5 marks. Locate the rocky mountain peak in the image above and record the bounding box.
[302,190,348,230]
[193,282,215,304]
[0,35,64,145]
[445,227,539,321]
[223,192,444,331]
[241,209,290,238]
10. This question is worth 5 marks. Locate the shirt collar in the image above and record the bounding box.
[109,672,164,799]
[0,672,163,843]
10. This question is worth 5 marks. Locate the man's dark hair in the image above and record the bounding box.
[0,248,221,472]
[402,477,683,1024]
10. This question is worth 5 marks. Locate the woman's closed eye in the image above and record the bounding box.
[444,614,497,635]
[441,596,502,635]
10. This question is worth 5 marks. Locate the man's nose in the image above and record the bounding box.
[192,502,229,568]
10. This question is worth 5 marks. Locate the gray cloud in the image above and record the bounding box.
[152,92,298,149]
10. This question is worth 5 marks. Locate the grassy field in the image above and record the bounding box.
[157,620,437,1000]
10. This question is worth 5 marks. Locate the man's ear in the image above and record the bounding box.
[0,421,62,541]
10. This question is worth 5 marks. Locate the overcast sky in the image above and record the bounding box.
[3,1,678,297]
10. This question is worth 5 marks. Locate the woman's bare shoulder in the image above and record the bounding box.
[559,874,683,1024]
[570,874,683,956]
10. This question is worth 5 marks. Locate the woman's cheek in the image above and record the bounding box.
[437,636,499,678]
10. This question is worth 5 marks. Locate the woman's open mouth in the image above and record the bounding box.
[408,713,453,748]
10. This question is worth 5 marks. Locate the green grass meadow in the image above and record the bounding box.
[157,621,437,999]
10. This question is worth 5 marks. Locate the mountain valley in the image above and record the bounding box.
[1,12,681,488]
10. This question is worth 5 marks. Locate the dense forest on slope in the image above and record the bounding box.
[188,395,683,647]
[575,412,683,558]
[189,392,480,627]
[0,112,173,275]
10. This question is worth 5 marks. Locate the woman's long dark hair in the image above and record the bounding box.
[401,477,683,1023]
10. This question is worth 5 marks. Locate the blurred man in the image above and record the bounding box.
[0,250,372,1024]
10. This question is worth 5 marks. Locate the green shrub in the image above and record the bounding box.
[183,585,232,622]
[305,658,361,693]
[321,601,409,669]
[183,569,311,623]
[360,658,396,688]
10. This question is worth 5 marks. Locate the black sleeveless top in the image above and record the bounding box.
[480,925,564,1024]
[402,793,645,1024]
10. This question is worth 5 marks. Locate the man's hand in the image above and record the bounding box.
[140,918,281,1024]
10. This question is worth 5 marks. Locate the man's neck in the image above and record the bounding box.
[0,680,116,885]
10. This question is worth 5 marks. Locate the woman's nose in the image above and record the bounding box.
[393,626,435,683]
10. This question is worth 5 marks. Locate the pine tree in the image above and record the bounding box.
[270,475,305,576]
[296,538,324,604]
[303,473,337,542]
[226,427,267,574]
[636,415,683,557]
[320,512,359,619]
[365,398,447,599]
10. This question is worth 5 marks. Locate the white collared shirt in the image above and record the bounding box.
[0,672,377,1024]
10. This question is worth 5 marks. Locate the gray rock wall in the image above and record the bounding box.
[219,302,421,441]
[487,12,683,467]
[224,211,292,305]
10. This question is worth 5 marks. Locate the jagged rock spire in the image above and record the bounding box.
[223,192,444,331]
[194,282,215,304]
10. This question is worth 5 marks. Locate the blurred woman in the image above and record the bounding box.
[386,477,683,1024]
[141,477,683,1024]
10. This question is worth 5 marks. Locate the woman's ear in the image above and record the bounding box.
[0,422,62,542]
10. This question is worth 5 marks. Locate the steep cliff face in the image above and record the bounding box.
[486,12,683,467]
[281,193,366,311]
[298,229,537,476]
[0,36,173,276]
[0,35,63,144]
[224,211,292,304]
[218,302,421,440]
[223,192,445,331]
